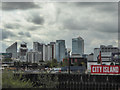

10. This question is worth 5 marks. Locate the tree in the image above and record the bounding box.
[32,63,38,67]
[57,61,63,67]
[51,59,58,67]
[74,62,78,66]
[81,62,85,66]
[45,61,52,68]
[62,58,69,67]
[110,62,114,65]
[2,58,12,62]
[45,59,58,68]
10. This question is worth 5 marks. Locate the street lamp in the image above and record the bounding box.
[68,51,70,75]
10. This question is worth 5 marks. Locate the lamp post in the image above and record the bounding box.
[68,51,70,75]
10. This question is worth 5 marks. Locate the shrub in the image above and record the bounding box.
[2,70,34,88]
[2,70,59,88]
[37,74,59,88]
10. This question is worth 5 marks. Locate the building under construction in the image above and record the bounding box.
[19,42,28,62]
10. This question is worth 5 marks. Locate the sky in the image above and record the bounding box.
[0,2,118,54]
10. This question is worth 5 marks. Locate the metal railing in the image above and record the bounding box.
[15,73,120,89]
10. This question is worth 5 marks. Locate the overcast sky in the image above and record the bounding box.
[1,2,118,54]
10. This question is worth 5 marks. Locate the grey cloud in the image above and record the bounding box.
[56,3,117,31]
[75,2,114,6]
[18,32,24,35]
[2,2,40,11]
[27,13,44,25]
[62,12,117,34]
[62,2,118,33]
[63,19,117,34]
[28,26,41,31]
[90,31,116,41]
[1,2,118,54]
[74,2,118,13]
[18,32,31,37]
[4,23,21,29]
[25,32,31,37]
[2,29,16,40]
[97,24,117,33]
[63,19,88,30]
[92,20,118,33]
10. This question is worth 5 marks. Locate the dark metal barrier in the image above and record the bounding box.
[14,73,120,89]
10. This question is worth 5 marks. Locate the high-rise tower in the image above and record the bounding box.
[56,40,66,62]
[72,36,84,56]
[6,42,17,59]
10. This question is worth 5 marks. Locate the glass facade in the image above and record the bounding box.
[6,42,17,59]
[72,37,84,55]
[56,40,65,62]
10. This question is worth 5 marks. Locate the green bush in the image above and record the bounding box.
[2,70,34,88]
[2,70,59,88]
[37,74,59,88]
[2,58,12,62]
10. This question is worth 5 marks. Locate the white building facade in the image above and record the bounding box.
[87,53,94,61]
[94,45,119,61]
[26,51,42,63]
[33,42,56,62]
